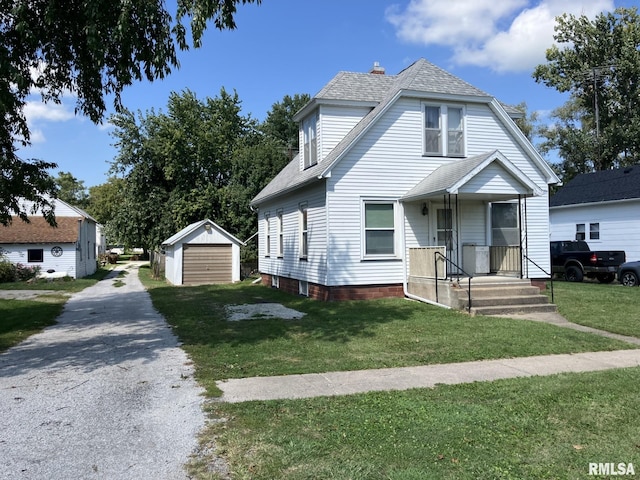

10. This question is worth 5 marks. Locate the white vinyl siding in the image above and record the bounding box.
[258,182,327,285]
[325,97,551,282]
[550,199,640,262]
[2,243,77,277]
[319,105,370,160]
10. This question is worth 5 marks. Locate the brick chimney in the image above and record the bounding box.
[369,61,385,75]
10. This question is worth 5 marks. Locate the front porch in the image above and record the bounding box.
[407,246,556,315]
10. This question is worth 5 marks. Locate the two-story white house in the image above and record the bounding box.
[251,59,560,310]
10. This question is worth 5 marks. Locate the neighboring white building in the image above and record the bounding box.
[550,165,640,262]
[250,59,560,304]
[0,198,98,279]
[162,219,244,285]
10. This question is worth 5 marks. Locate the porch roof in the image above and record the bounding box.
[401,150,543,202]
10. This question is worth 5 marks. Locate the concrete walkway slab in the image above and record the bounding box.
[217,349,640,403]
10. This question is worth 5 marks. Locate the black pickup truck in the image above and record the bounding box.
[550,241,626,283]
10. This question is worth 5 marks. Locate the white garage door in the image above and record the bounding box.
[182,244,232,285]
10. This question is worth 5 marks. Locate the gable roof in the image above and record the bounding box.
[162,219,244,246]
[402,150,542,201]
[252,58,558,206]
[0,217,81,244]
[550,165,640,207]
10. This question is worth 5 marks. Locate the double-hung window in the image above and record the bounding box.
[299,206,308,259]
[363,201,396,257]
[265,215,271,257]
[277,212,284,257]
[302,114,317,169]
[590,223,600,240]
[576,223,585,241]
[423,104,465,157]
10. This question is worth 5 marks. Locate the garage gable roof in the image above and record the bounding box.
[162,219,244,247]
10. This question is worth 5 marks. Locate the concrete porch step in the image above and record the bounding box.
[465,294,551,308]
[470,303,558,316]
[460,285,542,298]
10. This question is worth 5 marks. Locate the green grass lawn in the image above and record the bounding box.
[138,268,640,479]
[139,267,633,397]
[549,280,640,337]
[204,368,640,480]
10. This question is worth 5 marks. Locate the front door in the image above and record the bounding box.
[431,205,459,274]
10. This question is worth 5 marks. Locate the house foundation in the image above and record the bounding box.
[260,274,404,301]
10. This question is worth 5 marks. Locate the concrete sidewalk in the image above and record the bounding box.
[217,349,640,403]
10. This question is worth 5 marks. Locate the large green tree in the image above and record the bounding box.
[107,89,299,258]
[1,0,261,225]
[261,93,310,154]
[533,7,640,181]
[53,171,89,209]
[109,88,255,251]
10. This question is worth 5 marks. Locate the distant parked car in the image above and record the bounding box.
[618,261,640,287]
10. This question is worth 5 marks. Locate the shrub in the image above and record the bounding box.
[15,263,40,281]
[0,261,15,283]
[0,261,41,283]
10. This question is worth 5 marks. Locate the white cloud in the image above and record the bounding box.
[386,0,615,73]
[29,128,46,144]
[24,101,75,123]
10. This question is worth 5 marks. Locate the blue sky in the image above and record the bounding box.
[18,0,635,188]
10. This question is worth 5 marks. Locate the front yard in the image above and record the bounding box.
[138,267,640,479]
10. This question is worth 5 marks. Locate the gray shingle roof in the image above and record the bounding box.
[252,59,497,206]
[402,152,497,200]
[550,165,640,207]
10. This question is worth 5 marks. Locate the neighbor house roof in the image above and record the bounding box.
[162,219,244,246]
[550,165,640,207]
[252,58,557,206]
[0,217,80,244]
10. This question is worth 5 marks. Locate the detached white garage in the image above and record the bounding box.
[162,219,244,285]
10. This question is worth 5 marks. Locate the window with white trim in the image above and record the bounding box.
[423,104,465,157]
[277,211,283,257]
[576,223,585,241]
[363,201,396,257]
[265,215,271,257]
[299,205,308,259]
[302,114,317,169]
[590,222,600,240]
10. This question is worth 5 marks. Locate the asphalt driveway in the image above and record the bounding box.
[0,263,206,479]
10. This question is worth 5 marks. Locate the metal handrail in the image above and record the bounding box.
[434,251,474,312]
[523,253,554,303]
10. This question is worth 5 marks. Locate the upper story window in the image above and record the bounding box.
[423,104,465,157]
[302,114,318,169]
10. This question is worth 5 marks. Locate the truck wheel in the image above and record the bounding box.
[596,273,615,284]
[620,271,639,287]
[565,266,584,282]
